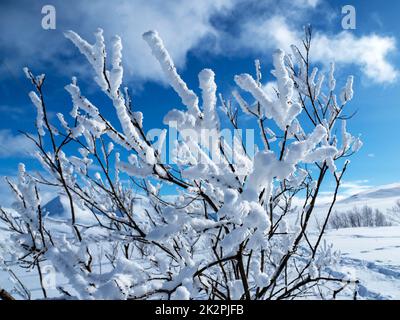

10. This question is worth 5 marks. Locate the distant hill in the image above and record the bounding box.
[338,183,400,204]
[42,195,66,217]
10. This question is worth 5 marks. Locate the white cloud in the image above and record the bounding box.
[0,0,397,85]
[0,130,36,158]
[312,32,398,83]
[74,0,236,82]
[340,180,373,196]
[232,15,398,84]
[239,16,298,53]
[0,0,236,84]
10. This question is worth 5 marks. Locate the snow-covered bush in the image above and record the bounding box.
[329,206,391,229]
[0,26,362,299]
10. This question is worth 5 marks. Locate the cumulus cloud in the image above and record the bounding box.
[312,32,398,83]
[227,14,398,84]
[0,130,36,158]
[238,16,298,53]
[0,0,397,85]
[0,0,236,84]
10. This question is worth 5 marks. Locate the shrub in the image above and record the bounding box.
[329,205,391,229]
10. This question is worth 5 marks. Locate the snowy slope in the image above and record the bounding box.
[308,183,400,229]
[330,183,400,214]
[338,183,400,204]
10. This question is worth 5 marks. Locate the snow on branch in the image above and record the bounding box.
[28,91,45,136]
[1,26,364,301]
[199,68,219,130]
[64,28,110,91]
[234,49,302,131]
[142,31,201,118]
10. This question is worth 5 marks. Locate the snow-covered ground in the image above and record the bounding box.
[324,226,400,299]
[1,183,400,299]
[3,225,400,300]
[307,183,400,299]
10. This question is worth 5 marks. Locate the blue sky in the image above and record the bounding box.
[1,0,400,204]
